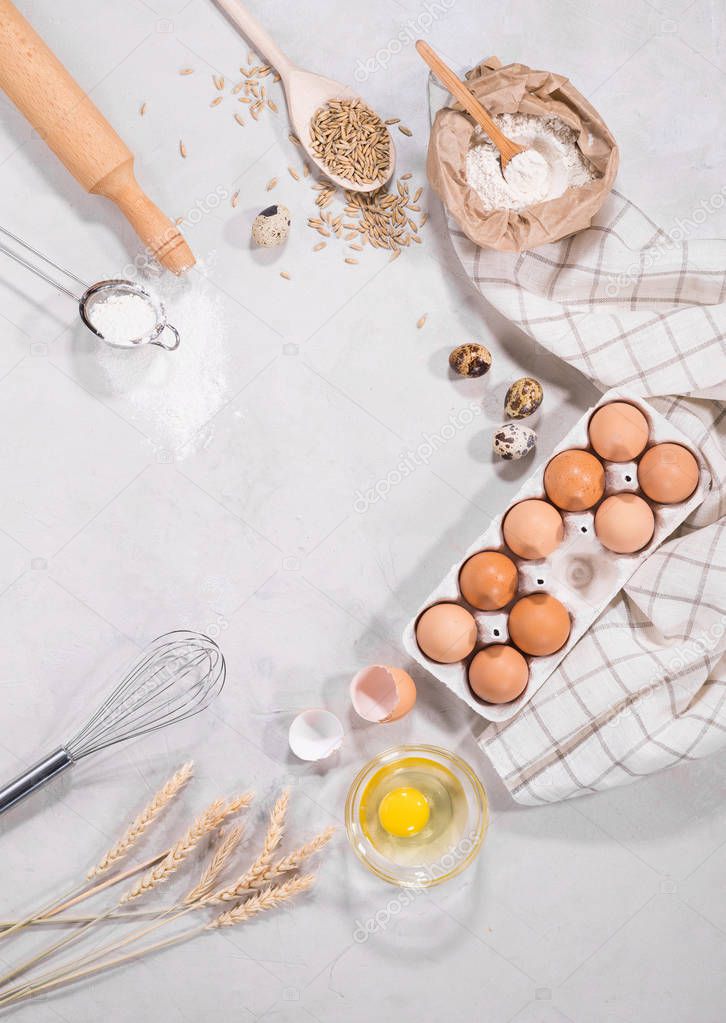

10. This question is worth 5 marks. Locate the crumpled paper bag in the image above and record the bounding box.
[426,56,619,252]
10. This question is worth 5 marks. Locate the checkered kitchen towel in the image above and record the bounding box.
[429,78,726,804]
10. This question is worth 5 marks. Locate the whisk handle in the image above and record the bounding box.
[0,748,73,816]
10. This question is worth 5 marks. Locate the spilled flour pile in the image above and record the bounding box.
[466,112,598,211]
[94,261,228,459]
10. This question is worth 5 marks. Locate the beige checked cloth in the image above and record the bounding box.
[429,80,726,803]
[460,200,726,804]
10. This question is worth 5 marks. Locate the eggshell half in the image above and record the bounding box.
[350,665,417,723]
[288,709,344,762]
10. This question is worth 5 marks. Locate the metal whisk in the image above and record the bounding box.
[0,631,225,816]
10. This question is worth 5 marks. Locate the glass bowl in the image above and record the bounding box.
[345,744,488,887]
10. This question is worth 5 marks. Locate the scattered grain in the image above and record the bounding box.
[417,314,427,329]
[179,140,187,159]
[398,125,413,137]
[266,177,278,191]
[280,271,291,280]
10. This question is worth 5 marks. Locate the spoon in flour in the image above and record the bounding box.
[215,0,396,192]
[415,41,549,190]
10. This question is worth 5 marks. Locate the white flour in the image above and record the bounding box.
[93,259,229,459]
[87,290,158,345]
[466,112,598,211]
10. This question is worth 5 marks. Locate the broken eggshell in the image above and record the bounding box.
[288,708,344,761]
[350,665,417,723]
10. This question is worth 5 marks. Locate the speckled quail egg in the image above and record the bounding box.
[251,204,291,247]
[449,343,492,377]
[493,423,537,460]
[504,377,543,419]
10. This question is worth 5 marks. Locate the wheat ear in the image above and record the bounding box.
[205,790,289,904]
[88,763,194,879]
[264,826,336,880]
[121,792,252,904]
[0,876,317,1010]
[183,825,244,905]
[209,874,316,929]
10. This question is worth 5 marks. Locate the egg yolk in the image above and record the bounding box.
[378,787,430,837]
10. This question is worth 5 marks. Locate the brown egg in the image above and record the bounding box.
[503,500,564,560]
[595,493,655,554]
[416,603,477,663]
[638,443,699,504]
[508,593,571,656]
[588,402,649,462]
[544,449,605,511]
[459,551,518,611]
[468,645,529,704]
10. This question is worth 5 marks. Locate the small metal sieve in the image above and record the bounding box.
[0,225,180,350]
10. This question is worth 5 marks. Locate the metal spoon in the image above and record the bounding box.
[215,0,395,193]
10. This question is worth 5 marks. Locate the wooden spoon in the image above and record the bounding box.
[215,0,395,193]
[415,40,524,170]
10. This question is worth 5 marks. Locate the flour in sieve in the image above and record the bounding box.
[466,112,599,212]
[88,290,158,344]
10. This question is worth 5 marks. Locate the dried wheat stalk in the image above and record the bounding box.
[0,876,316,1009]
[88,763,194,879]
[265,826,335,879]
[0,785,326,1011]
[183,825,244,905]
[205,790,289,904]
[122,793,252,903]
[210,874,315,929]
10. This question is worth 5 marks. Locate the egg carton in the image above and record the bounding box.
[402,389,711,723]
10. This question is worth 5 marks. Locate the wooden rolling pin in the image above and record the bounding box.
[0,0,194,274]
